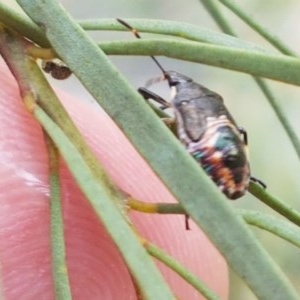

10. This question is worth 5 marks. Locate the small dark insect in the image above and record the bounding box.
[42,59,72,80]
[117,18,265,200]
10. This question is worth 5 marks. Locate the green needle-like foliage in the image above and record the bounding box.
[0,1,299,299]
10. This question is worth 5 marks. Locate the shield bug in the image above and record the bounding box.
[117,19,264,199]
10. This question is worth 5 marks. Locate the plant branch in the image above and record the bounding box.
[249,183,300,228]
[45,135,72,300]
[79,18,268,52]
[0,2,49,47]
[239,209,300,249]
[144,241,220,300]
[217,0,298,56]
[97,39,300,86]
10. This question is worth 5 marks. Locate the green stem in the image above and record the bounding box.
[34,105,175,300]
[127,197,185,214]
[199,0,234,34]
[130,198,300,250]
[132,200,300,250]
[46,137,72,300]
[79,18,267,52]
[239,209,300,249]
[98,39,300,86]
[0,2,269,53]
[217,0,298,56]
[253,78,300,161]
[156,203,185,214]
[249,183,300,228]
[145,242,220,300]
[0,1,48,47]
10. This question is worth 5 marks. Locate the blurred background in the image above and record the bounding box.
[7,0,300,298]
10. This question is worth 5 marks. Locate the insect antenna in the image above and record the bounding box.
[116,18,167,79]
[117,18,172,108]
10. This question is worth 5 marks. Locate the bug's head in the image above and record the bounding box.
[144,70,193,91]
[164,71,193,87]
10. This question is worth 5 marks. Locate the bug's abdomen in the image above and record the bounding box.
[178,116,250,199]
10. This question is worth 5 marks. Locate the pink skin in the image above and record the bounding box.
[0,60,228,299]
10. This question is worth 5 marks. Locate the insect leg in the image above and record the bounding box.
[138,87,171,109]
[238,126,248,145]
[185,215,191,230]
[238,127,266,189]
[250,176,267,189]
[138,87,176,130]
[117,18,167,76]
